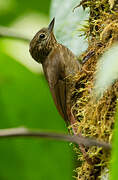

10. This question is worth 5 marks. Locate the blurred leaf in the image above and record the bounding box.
[110,105,118,180]
[95,43,118,98]
[50,0,89,55]
[0,52,73,180]
[0,0,51,26]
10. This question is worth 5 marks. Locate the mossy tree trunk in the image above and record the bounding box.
[72,0,118,179]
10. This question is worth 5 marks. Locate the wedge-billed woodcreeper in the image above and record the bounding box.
[29,18,81,126]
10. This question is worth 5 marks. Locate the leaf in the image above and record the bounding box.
[95,43,118,98]
[50,0,89,55]
[110,105,118,180]
[0,51,73,180]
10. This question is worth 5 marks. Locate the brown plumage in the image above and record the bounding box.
[29,18,81,125]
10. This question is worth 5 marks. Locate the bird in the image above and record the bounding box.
[29,18,81,126]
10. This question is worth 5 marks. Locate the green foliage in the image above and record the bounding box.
[0,0,51,26]
[0,51,73,180]
[110,106,118,180]
[0,0,91,179]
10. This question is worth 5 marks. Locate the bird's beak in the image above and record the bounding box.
[48,18,55,32]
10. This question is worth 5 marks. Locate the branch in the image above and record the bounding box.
[0,127,111,150]
[0,26,30,42]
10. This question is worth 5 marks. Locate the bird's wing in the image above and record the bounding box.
[42,47,69,123]
[50,79,69,123]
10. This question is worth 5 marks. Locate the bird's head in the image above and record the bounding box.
[29,18,57,63]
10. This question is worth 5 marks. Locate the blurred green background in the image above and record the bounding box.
[0,0,74,179]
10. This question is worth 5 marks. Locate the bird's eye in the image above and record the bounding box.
[39,34,45,39]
